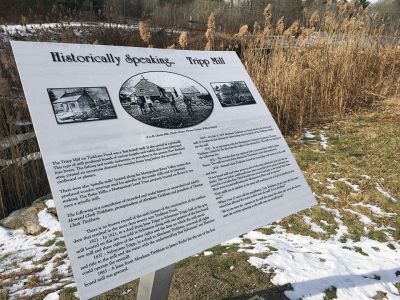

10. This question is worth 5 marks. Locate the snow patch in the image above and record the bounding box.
[320,206,348,239]
[320,133,328,150]
[45,199,56,208]
[320,220,330,226]
[38,209,61,232]
[312,178,324,185]
[322,194,339,202]
[352,203,396,218]
[338,178,361,193]
[223,237,243,245]
[343,208,375,225]
[245,228,400,300]
[375,183,397,203]
[0,199,70,299]
[121,288,133,295]
[43,291,59,300]
[303,216,325,233]
[0,22,140,35]
[203,251,213,256]
[326,178,336,190]
[304,128,316,139]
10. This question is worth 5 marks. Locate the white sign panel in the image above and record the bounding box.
[11,41,316,299]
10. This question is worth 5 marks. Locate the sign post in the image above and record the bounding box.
[137,264,175,300]
[11,41,316,299]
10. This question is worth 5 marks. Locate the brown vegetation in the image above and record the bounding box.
[245,3,400,133]
[0,1,399,217]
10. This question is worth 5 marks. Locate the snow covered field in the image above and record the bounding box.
[1,195,398,299]
[0,200,76,299]
[0,22,139,36]
[229,224,399,300]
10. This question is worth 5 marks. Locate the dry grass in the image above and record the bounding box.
[284,97,400,243]
[244,4,400,134]
[178,31,188,49]
[138,21,151,46]
[0,2,399,217]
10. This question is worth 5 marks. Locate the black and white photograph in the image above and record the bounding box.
[48,87,117,124]
[210,81,256,107]
[119,72,213,129]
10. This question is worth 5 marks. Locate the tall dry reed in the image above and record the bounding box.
[0,40,50,218]
[178,31,188,49]
[205,13,216,51]
[244,3,400,134]
[139,21,152,46]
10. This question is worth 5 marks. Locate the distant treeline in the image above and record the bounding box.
[0,0,399,31]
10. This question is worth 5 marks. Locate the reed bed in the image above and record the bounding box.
[243,3,400,133]
[0,1,399,217]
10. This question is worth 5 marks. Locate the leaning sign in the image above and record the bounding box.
[11,41,316,300]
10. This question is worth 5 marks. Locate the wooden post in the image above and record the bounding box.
[136,264,175,300]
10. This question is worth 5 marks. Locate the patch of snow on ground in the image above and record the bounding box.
[320,220,330,226]
[320,206,348,239]
[0,199,71,299]
[322,194,339,202]
[203,251,213,256]
[223,237,243,244]
[121,288,133,295]
[57,259,72,276]
[242,228,400,300]
[303,216,325,233]
[361,175,371,180]
[0,22,140,35]
[353,203,396,217]
[326,178,336,190]
[12,283,67,299]
[320,133,328,150]
[38,209,61,231]
[338,178,361,193]
[0,225,54,260]
[312,178,324,185]
[1,22,182,38]
[0,225,13,240]
[45,199,56,208]
[43,291,59,300]
[343,208,375,225]
[304,128,316,139]
[375,183,397,202]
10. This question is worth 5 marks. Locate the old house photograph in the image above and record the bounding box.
[48,87,117,124]
[119,72,213,129]
[210,81,256,107]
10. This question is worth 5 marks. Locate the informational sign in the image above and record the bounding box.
[11,41,316,300]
